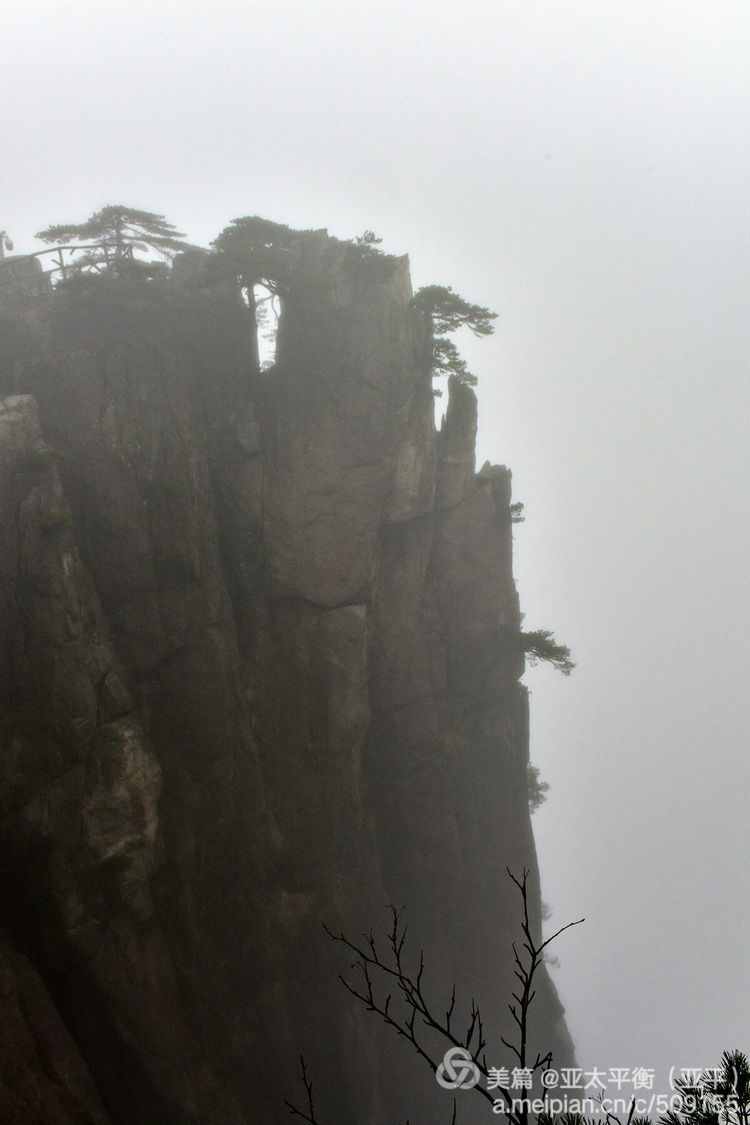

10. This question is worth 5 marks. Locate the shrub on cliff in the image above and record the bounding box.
[353,229,384,255]
[528,763,550,813]
[411,283,498,386]
[520,629,575,676]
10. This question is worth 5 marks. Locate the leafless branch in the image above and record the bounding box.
[285,1056,319,1125]
[308,870,584,1125]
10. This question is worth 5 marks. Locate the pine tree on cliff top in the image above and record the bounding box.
[35,205,193,274]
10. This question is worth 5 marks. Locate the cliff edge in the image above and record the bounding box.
[0,229,574,1123]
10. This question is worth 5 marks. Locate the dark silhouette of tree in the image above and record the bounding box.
[521,630,575,676]
[660,1052,750,1125]
[212,215,301,295]
[412,285,497,337]
[286,869,584,1125]
[528,763,550,813]
[412,284,498,386]
[35,205,193,276]
[212,216,303,372]
[355,229,384,250]
[286,866,747,1125]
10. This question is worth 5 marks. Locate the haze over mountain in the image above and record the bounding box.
[3,0,749,1091]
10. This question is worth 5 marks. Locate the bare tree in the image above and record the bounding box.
[286,868,584,1125]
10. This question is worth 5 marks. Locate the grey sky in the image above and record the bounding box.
[4,0,749,1093]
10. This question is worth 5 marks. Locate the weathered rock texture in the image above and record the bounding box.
[0,233,574,1124]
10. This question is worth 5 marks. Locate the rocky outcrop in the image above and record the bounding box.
[0,935,111,1125]
[0,233,573,1123]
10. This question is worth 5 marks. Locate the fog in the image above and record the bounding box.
[4,0,748,1095]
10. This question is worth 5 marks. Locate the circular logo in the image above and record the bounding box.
[435,1047,480,1090]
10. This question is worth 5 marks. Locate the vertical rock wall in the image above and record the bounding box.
[0,233,573,1124]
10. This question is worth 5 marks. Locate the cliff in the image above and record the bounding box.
[0,229,574,1124]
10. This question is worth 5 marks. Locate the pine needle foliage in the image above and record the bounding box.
[411,283,497,386]
[35,205,193,276]
[661,1050,750,1125]
[527,764,550,813]
[520,629,575,676]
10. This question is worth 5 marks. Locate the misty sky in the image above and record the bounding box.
[3,0,749,1096]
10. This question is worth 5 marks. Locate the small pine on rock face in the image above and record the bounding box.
[520,629,575,675]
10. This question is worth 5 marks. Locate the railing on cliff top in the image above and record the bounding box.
[0,243,136,291]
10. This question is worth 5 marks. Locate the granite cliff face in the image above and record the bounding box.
[0,232,574,1124]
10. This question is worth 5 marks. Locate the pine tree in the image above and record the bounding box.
[411,283,497,386]
[520,629,575,675]
[661,1051,750,1125]
[35,205,193,276]
[527,763,550,812]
